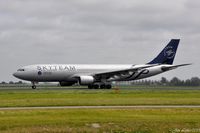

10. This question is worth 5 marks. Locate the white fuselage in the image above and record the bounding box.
[13,64,170,82]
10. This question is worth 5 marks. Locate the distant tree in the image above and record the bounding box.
[190,77,200,86]
[9,81,14,84]
[185,79,191,86]
[16,81,23,84]
[144,80,150,85]
[125,76,200,86]
[160,77,168,85]
[1,81,6,84]
[170,77,181,86]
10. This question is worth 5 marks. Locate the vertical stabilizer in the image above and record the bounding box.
[148,39,180,65]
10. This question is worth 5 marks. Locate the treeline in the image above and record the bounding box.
[1,77,200,86]
[132,77,200,86]
[1,81,23,84]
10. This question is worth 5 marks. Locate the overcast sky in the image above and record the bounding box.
[0,0,199,82]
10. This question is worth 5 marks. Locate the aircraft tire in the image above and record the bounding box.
[100,84,106,89]
[32,85,36,89]
[94,84,99,89]
[105,84,112,89]
[88,85,93,89]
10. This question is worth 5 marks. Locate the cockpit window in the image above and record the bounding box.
[17,69,25,71]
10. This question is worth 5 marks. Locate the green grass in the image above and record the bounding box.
[0,86,200,107]
[1,108,200,133]
[1,86,200,132]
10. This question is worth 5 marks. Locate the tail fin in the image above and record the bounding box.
[148,39,180,65]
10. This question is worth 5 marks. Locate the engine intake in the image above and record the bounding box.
[79,76,95,85]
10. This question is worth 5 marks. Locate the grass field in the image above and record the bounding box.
[1,108,200,133]
[1,86,200,133]
[0,86,200,107]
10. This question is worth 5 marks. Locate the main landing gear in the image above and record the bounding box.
[31,82,37,89]
[88,84,112,89]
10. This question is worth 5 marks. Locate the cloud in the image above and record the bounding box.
[0,0,199,81]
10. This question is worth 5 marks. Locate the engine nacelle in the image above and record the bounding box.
[59,81,77,86]
[79,76,95,85]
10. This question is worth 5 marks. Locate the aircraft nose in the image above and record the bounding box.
[13,72,19,78]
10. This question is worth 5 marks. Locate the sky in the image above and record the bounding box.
[0,0,199,82]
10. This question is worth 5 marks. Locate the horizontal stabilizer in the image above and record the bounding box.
[161,63,192,71]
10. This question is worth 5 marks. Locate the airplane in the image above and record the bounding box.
[13,39,191,89]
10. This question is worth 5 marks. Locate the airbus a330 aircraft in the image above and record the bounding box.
[13,39,190,89]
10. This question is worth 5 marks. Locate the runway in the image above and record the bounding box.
[1,105,200,110]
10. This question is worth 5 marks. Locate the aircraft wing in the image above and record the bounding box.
[92,64,158,80]
[71,64,157,80]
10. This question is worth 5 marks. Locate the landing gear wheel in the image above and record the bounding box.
[31,81,37,89]
[32,85,36,89]
[88,85,93,89]
[94,84,99,89]
[100,84,106,89]
[88,83,110,89]
[105,84,112,89]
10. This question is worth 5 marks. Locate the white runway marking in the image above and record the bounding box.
[1,105,200,110]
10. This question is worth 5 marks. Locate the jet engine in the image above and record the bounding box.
[79,76,95,85]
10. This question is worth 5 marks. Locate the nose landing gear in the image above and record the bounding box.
[31,82,37,89]
[32,85,36,89]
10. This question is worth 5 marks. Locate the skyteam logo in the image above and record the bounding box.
[164,46,175,59]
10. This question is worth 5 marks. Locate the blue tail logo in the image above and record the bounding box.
[148,39,180,65]
[164,46,175,59]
